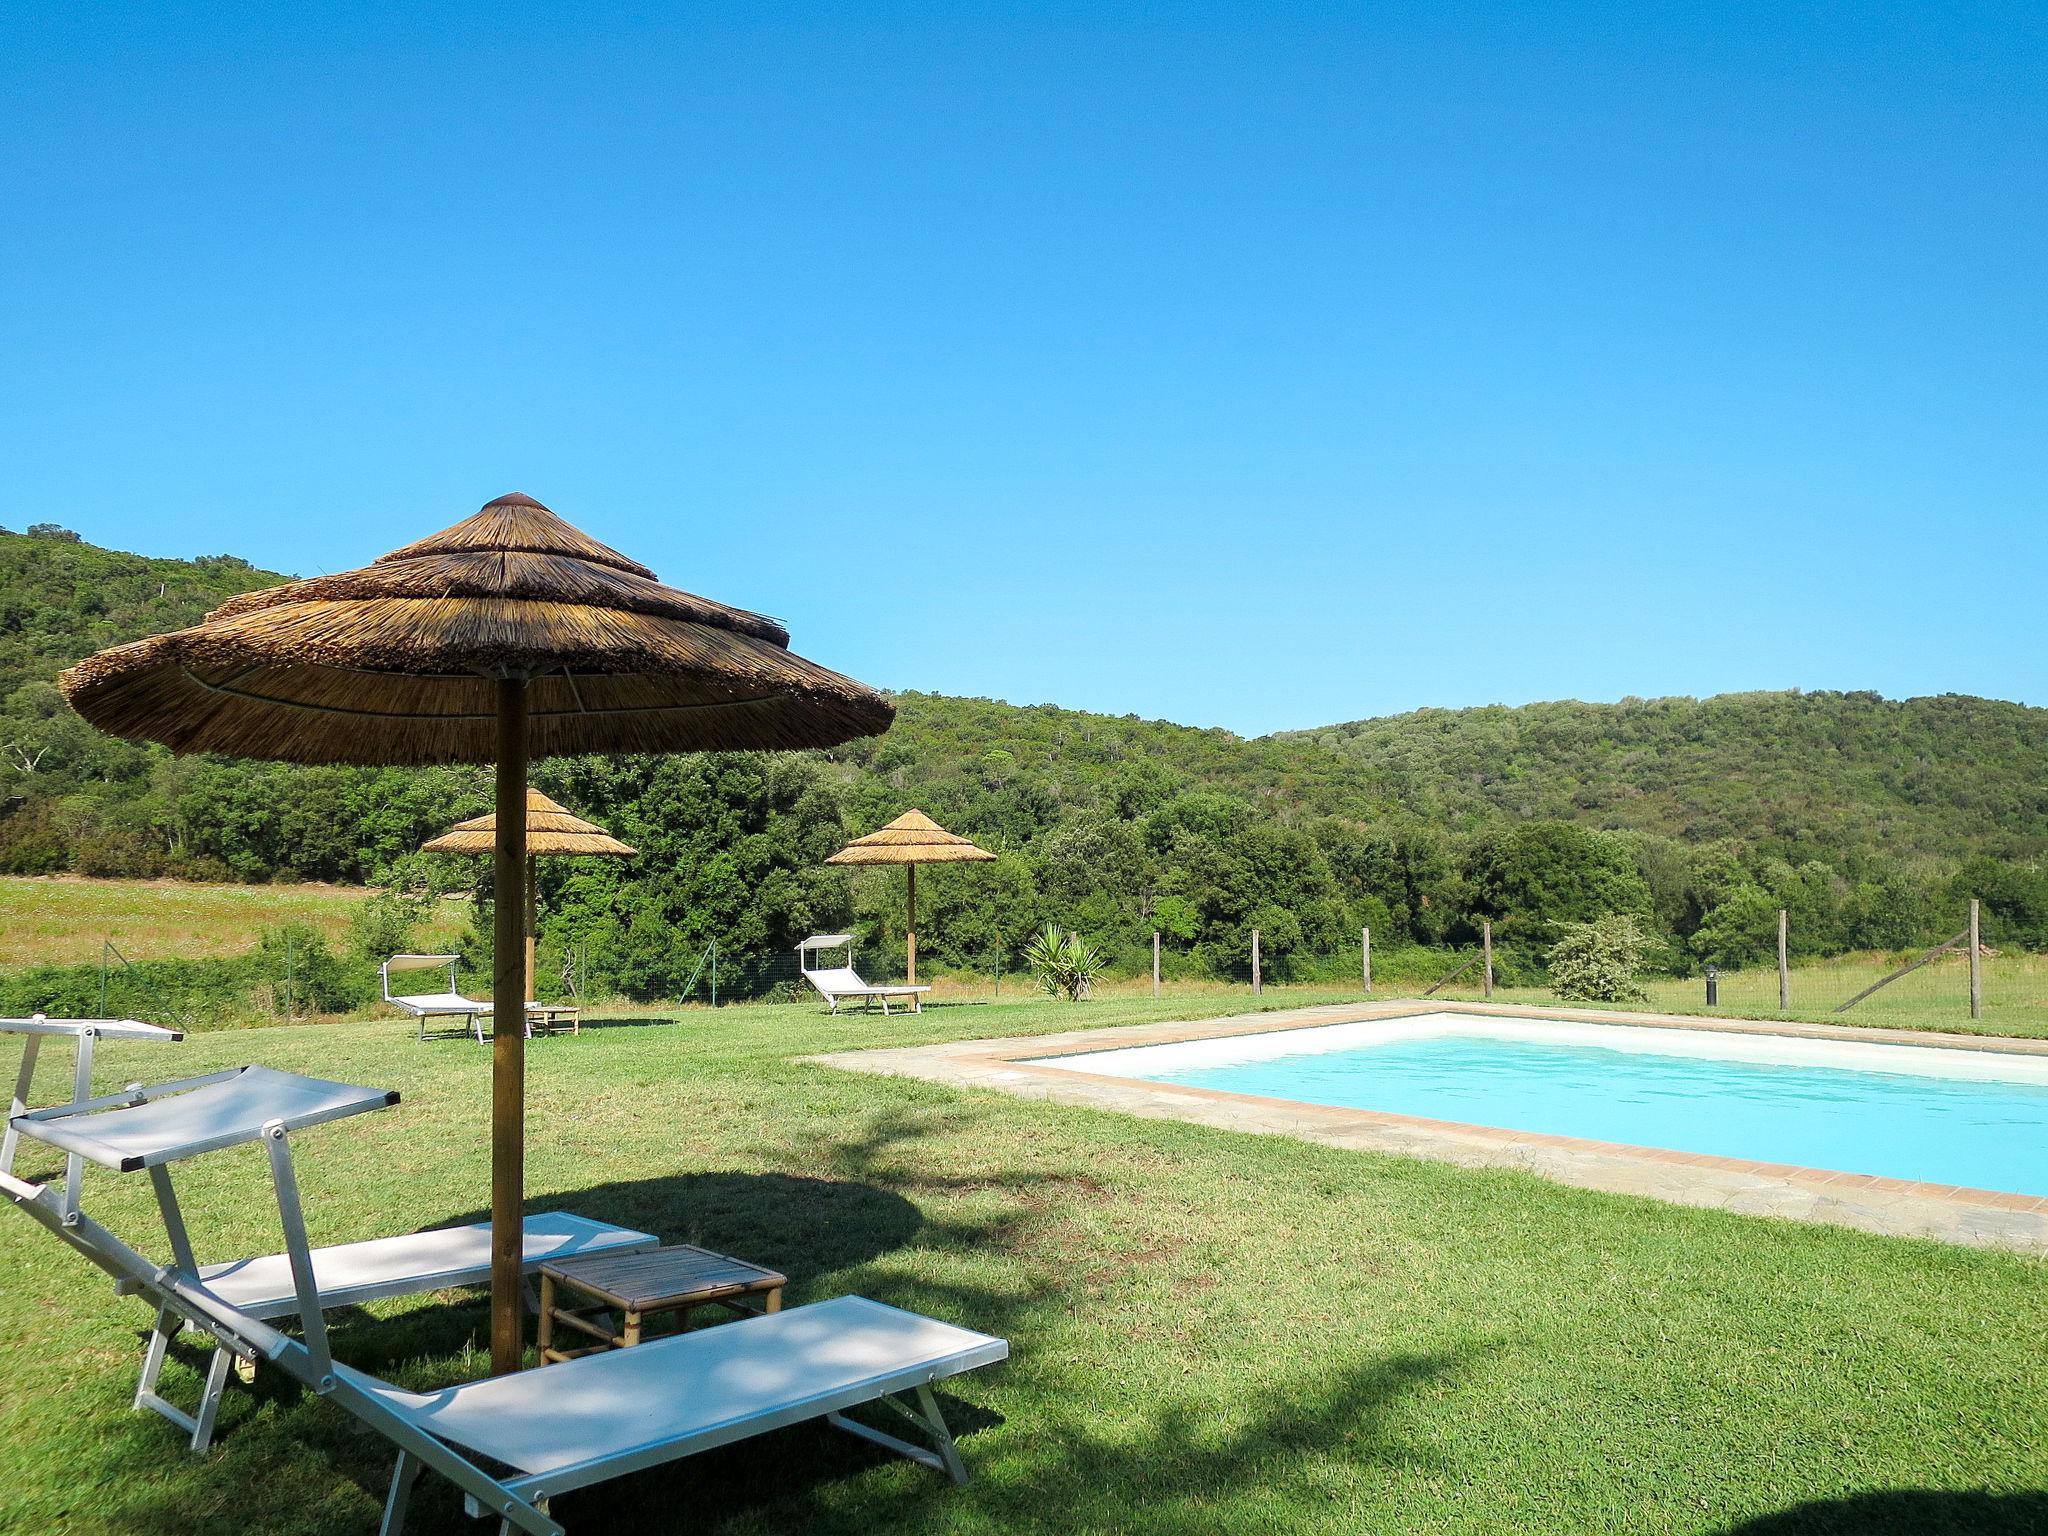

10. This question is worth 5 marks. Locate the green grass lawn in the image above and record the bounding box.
[1,996,2044,1535]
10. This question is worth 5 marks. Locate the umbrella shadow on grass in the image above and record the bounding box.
[107,1141,1475,1536]
[1711,1491,2048,1536]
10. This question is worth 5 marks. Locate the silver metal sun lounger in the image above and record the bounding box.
[5,1065,1008,1532]
[797,936,932,1015]
[382,955,496,1043]
[2,1064,655,1453]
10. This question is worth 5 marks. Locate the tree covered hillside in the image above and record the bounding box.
[0,524,287,698]
[1,526,2044,1007]
[1282,693,2048,866]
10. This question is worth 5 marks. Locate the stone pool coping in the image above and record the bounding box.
[807,1000,2048,1255]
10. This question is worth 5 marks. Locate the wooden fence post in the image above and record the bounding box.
[1251,929,1261,995]
[1969,899,1982,1020]
[1362,927,1371,995]
[1482,919,1494,1000]
[1777,909,1789,1011]
[1152,932,1161,999]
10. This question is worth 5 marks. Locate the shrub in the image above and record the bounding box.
[253,924,363,1016]
[1024,923,1108,1002]
[1548,914,1651,1003]
[349,887,432,961]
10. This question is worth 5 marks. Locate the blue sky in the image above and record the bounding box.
[3,3,2042,736]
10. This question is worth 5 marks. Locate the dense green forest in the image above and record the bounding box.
[1282,693,2048,865]
[2,525,2044,1008]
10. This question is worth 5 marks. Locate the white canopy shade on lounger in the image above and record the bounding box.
[3,1013,184,1192]
[0,1015,182,1042]
[15,1064,396,1173]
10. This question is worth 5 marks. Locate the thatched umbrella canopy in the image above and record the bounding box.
[826,809,994,986]
[421,788,637,1007]
[62,492,891,1373]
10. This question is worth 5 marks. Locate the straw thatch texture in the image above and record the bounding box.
[60,493,894,764]
[420,789,637,857]
[825,808,996,866]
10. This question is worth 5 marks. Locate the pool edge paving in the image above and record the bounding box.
[806,1000,2048,1256]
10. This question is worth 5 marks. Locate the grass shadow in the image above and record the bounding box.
[1713,1491,2048,1535]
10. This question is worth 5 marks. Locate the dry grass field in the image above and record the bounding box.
[0,876,469,969]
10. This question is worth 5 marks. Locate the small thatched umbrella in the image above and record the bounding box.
[421,788,637,1009]
[61,493,891,1373]
[825,809,994,986]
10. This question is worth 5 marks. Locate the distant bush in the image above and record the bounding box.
[1548,915,1651,1003]
[349,887,432,962]
[1025,923,1108,1001]
[253,924,361,1016]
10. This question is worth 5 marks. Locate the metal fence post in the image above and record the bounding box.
[1482,919,1493,1000]
[1969,899,1982,1020]
[1362,926,1371,994]
[1251,929,1261,995]
[710,939,717,1009]
[1152,932,1160,998]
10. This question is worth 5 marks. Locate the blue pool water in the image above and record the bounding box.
[1114,1029,2048,1195]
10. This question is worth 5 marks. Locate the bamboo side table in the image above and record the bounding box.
[537,1244,787,1363]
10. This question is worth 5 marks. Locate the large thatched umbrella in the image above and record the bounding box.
[61,493,891,1373]
[825,809,994,986]
[421,788,637,1009]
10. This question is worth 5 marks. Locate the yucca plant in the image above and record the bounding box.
[1024,922,1108,1001]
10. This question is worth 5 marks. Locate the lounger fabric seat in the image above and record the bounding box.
[341,1296,1006,1496]
[199,1211,655,1319]
[804,967,930,1005]
[399,991,486,1015]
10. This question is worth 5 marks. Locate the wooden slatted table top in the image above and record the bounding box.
[540,1243,786,1310]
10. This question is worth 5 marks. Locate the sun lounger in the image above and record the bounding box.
[4,1065,654,1451]
[4,1064,1008,1532]
[358,1297,1005,1531]
[797,936,931,1015]
[382,955,495,1043]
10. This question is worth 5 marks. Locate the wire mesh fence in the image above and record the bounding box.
[544,907,2047,1034]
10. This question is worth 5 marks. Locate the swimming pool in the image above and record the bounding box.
[1030,1012,2048,1198]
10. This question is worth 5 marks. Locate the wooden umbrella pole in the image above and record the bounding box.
[524,854,538,1009]
[906,862,917,988]
[490,678,529,1375]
